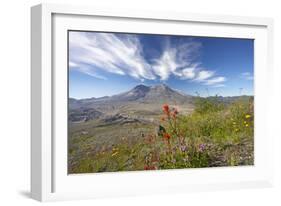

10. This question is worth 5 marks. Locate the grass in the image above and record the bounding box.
[68,96,254,173]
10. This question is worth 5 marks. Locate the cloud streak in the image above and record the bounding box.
[69,31,226,87]
[241,72,253,80]
[69,32,155,80]
[194,70,215,82]
[204,76,226,86]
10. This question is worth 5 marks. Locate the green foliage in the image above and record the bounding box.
[143,97,254,170]
[194,96,225,114]
[69,96,254,173]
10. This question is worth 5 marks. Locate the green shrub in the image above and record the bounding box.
[143,97,254,169]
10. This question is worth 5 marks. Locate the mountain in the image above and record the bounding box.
[68,84,195,122]
[69,84,194,110]
[69,98,81,109]
[117,84,151,101]
[139,84,192,103]
[69,84,253,123]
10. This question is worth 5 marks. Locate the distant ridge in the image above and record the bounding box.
[69,84,193,110]
[68,84,253,123]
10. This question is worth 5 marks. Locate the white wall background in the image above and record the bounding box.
[0,0,280,205]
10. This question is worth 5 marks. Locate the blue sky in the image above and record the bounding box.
[69,31,254,99]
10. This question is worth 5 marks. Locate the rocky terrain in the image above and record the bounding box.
[69,84,195,123]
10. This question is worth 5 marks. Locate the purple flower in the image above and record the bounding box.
[180,145,188,152]
[198,144,206,152]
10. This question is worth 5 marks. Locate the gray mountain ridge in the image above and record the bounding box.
[68,84,195,122]
[69,84,194,110]
[68,84,252,123]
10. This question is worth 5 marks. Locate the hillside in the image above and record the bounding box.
[68,95,254,173]
[69,84,195,123]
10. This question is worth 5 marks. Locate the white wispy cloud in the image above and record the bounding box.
[152,40,202,80]
[69,32,155,80]
[204,76,226,85]
[241,72,253,80]
[69,61,79,67]
[192,70,226,87]
[194,70,215,82]
[69,31,226,87]
[152,49,178,80]
[181,67,196,79]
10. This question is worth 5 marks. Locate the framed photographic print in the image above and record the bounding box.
[31,3,274,201]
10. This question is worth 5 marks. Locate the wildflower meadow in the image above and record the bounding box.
[69,96,254,173]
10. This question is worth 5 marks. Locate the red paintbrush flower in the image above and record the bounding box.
[163,132,171,140]
[162,104,170,115]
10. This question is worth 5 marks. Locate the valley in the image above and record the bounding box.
[68,84,254,173]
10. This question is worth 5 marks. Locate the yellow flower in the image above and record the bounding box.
[112,147,119,152]
[245,114,251,119]
[235,128,239,132]
[112,151,118,157]
[232,122,236,124]
[244,121,247,124]
[245,124,249,127]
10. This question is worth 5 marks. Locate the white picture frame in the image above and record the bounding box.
[31,3,274,202]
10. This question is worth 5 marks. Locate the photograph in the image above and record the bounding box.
[68,31,254,174]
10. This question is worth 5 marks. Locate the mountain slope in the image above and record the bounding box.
[70,84,193,109]
[68,84,195,123]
